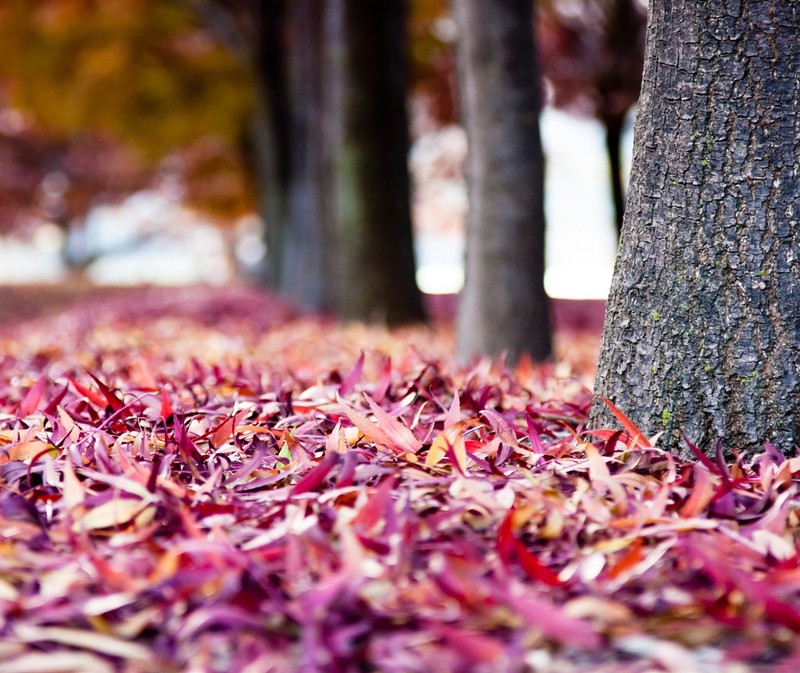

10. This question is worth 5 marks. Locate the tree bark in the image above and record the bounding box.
[454,0,552,364]
[324,0,425,324]
[592,1,800,454]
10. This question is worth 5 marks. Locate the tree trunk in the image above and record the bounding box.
[592,1,800,454]
[602,112,626,239]
[324,0,425,324]
[248,0,292,290]
[454,0,551,364]
[246,0,423,323]
[278,0,331,310]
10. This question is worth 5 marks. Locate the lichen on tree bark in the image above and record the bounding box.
[592,0,800,454]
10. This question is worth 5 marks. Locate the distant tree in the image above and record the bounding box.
[538,0,646,236]
[592,1,800,454]
[193,0,425,324]
[2,0,425,324]
[231,0,326,307]
[323,0,424,323]
[454,0,551,364]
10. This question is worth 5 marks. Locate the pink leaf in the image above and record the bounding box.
[337,394,421,455]
[18,373,47,417]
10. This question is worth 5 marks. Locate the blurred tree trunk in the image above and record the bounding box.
[324,0,425,323]
[279,0,330,309]
[591,0,800,454]
[453,0,551,364]
[243,0,331,308]
[247,0,292,290]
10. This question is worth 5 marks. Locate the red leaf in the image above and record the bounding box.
[352,474,398,533]
[680,463,715,518]
[291,453,338,495]
[714,438,733,482]
[764,596,800,631]
[339,351,365,396]
[498,508,565,585]
[159,390,174,421]
[525,414,546,454]
[210,409,249,449]
[607,539,645,580]
[337,394,421,455]
[86,372,125,411]
[682,433,722,474]
[18,373,47,417]
[68,375,108,409]
[515,540,565,586]
[600,397,652,448]
[497,509,516,566]
[370,356,393,403]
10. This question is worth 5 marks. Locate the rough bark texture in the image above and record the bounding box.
[592,1,800,455]
[454,0,551,364]
[325,0,425,324]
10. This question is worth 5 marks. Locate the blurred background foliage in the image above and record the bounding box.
[1,0,473,228]
[0,0,255,227]
[0,0,646,287]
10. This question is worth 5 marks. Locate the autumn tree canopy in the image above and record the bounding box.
[0,0,254,231]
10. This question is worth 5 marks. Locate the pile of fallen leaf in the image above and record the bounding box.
[0,287,798,672]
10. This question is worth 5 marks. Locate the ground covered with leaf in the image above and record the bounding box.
[0,286,798,672]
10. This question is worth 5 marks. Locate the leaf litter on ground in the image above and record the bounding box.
[0,285,797,672]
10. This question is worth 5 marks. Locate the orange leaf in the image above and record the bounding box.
[607,539,645,580]
[426,426,466,469]
[680,463,715,518]
[8,440,53,462]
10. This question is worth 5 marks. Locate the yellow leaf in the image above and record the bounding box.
[425,431,449,467]
[425,426,467,472]
[344,426,363,446]
[8,440,53,462]
[541,507,565,539]
[0,578,19,601]
[72,499,153,533]
[61,458,85,510]
[13,623,149,661]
